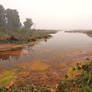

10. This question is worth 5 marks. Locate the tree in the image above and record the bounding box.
[23,18,33,30]
[6,9,21,29]
[0,5,6,27]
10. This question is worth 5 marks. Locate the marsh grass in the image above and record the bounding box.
[56,60,92,92]
[0,28,57,43]
[0,71,15,87]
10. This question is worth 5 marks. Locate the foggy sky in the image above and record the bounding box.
[1,0,92,30]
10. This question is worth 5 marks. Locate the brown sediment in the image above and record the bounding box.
[0,49,90,88]
[0,38,92,88]
[0,38,46,52]
[0,53,91,88]
[0,44,24,52]
[18,61,50,71]
[0,65,7,73]
[13,60,69,87]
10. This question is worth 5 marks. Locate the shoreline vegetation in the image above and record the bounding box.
[0,60,92,92]
[0,29,57,51]
[65,30,92,38]
[0,28,57,51]
[0,28,57,44]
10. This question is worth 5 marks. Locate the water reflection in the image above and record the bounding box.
[0,31,92,67]
[0,38,48,63]
[0,50,22,60]
[65,31,92,38]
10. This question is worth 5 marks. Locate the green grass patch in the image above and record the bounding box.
[0,32,9,37]
[0,28,57,43]
[0,71,15,87]
[57,61,92,92]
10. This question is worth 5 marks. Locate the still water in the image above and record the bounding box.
[0,31,92,67]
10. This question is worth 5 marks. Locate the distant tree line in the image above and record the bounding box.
[0,4,33,31]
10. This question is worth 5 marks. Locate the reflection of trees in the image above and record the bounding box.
[9,55,20,61]
[0,38,49,62]
[0,44,35,62]
[0,50,22,61]
[0,55,9,60]
[27,45,34,52]
[44,38,47,42]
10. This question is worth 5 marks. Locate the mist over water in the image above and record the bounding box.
[0,31,92,68]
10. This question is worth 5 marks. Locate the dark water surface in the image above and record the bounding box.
[0,31,92,67]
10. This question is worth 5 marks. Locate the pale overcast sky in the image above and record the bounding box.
[1,0,92,30]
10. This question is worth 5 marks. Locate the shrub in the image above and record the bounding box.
[40,86,51,92]
[82,64,89,71]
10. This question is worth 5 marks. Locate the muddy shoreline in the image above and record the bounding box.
[0,31,92,90]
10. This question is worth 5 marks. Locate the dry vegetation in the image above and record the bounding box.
[1,60,92,92]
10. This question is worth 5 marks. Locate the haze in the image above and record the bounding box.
[1,0,92,30]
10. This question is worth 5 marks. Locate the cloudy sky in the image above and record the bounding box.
[1,0,92,30]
